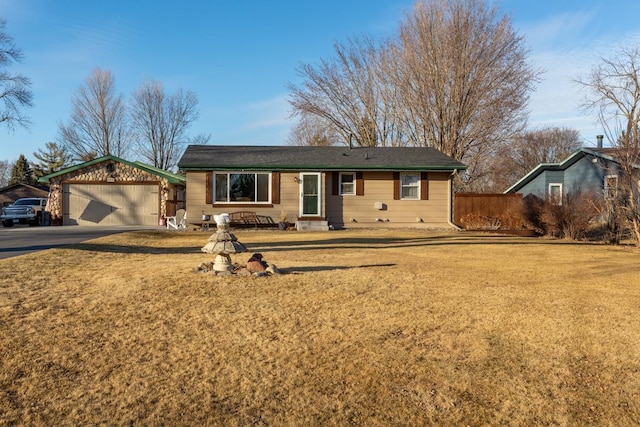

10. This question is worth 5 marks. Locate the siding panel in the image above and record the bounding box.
[187,170,454,229]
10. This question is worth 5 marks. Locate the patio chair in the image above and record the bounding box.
[166,209,187,230]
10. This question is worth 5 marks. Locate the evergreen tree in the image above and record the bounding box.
[8,154,35,185]
[31,141,72,178]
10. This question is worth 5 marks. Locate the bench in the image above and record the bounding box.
[229,211,278,228]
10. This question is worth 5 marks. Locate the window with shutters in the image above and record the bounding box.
[400,173,420,200]
[213,172,271,203]
[340,173,355,195]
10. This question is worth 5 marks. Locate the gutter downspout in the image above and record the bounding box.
[447,171,463,231]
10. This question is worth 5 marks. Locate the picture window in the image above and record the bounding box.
[214,172,270,203]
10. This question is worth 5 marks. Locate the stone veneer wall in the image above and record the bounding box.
[46,161,171,221]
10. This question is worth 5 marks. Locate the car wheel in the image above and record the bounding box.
[2,221,14,227]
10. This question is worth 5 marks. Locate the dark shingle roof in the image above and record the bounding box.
[178,145,467,172]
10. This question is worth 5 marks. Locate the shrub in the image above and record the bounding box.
[531,189,601,240]
[522,194,546,234]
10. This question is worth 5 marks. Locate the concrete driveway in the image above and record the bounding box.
[0,225,164,259]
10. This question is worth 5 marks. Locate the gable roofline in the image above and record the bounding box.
[0,182,49,193]
[503,147,635,194]
[131,160,186,184]
[37,155,186,184]
[177,145,467,172]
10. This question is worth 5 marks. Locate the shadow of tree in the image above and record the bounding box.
[281,263,396,273]
[59,231,606,257]
[65,243,203,255]
[245,234,604,253]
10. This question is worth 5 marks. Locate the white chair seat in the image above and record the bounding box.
[166,209,187,230]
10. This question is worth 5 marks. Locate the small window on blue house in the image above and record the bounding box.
[605,175,618,199]
[548,183,562,205]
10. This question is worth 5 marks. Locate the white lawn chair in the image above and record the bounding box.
[166,209,187,230]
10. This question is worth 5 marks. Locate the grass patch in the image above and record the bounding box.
[1,229,639,425]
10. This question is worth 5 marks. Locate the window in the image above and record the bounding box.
[213,172,271,203]
[605,175,618,199]
[548,183,562,205]
[340,173,355,195]
[400,173,420,199]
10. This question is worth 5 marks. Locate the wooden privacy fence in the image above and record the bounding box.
[453,193,525,231]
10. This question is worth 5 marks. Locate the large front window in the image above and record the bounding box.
[214,172,270,203]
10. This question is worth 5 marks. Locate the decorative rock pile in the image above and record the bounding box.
[245,253,281,276]
[198,214,281,277]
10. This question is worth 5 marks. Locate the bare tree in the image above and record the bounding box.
[186,133,211,146]
[288,36,401,147]
[287,113,338,146]
[576,44,640,245]
[130,79,199,170]
[0,159,10,187]
[484,126,581,192]
[392,0,538,160]
[287,0,539,181]
[58,68,130,160]
[0,18,33,131]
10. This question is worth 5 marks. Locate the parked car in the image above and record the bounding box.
[1,197,48,227]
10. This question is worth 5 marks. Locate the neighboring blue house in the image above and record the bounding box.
[504,147,629,202]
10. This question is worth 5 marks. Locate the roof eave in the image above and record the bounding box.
[38,155,186,184]
[179,165,466,172]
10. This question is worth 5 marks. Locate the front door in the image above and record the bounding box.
[299,173,321,217]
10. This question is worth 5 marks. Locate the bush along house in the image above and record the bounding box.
[177,145,467,231]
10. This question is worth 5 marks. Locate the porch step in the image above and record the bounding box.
[296,220,330,231]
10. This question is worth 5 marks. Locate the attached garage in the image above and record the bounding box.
[63,183,160,226]
[38,155,186,226]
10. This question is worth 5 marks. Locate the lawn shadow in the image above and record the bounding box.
[55,231,607,257]
[64,243,203,255]
[281,263,396,273]
[244,232,605,253]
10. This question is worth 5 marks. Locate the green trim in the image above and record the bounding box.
[131,160,185,184]
[38,155,186,184]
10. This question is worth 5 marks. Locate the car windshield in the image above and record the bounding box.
[14,199,36,205]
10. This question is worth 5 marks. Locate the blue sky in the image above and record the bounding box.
[1,0,640,163]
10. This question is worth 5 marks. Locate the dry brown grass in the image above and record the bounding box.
[1,229,639,426]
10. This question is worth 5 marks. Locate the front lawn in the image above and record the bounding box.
[1,229,639,425]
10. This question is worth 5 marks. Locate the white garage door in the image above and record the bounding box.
[63,184,159,226]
